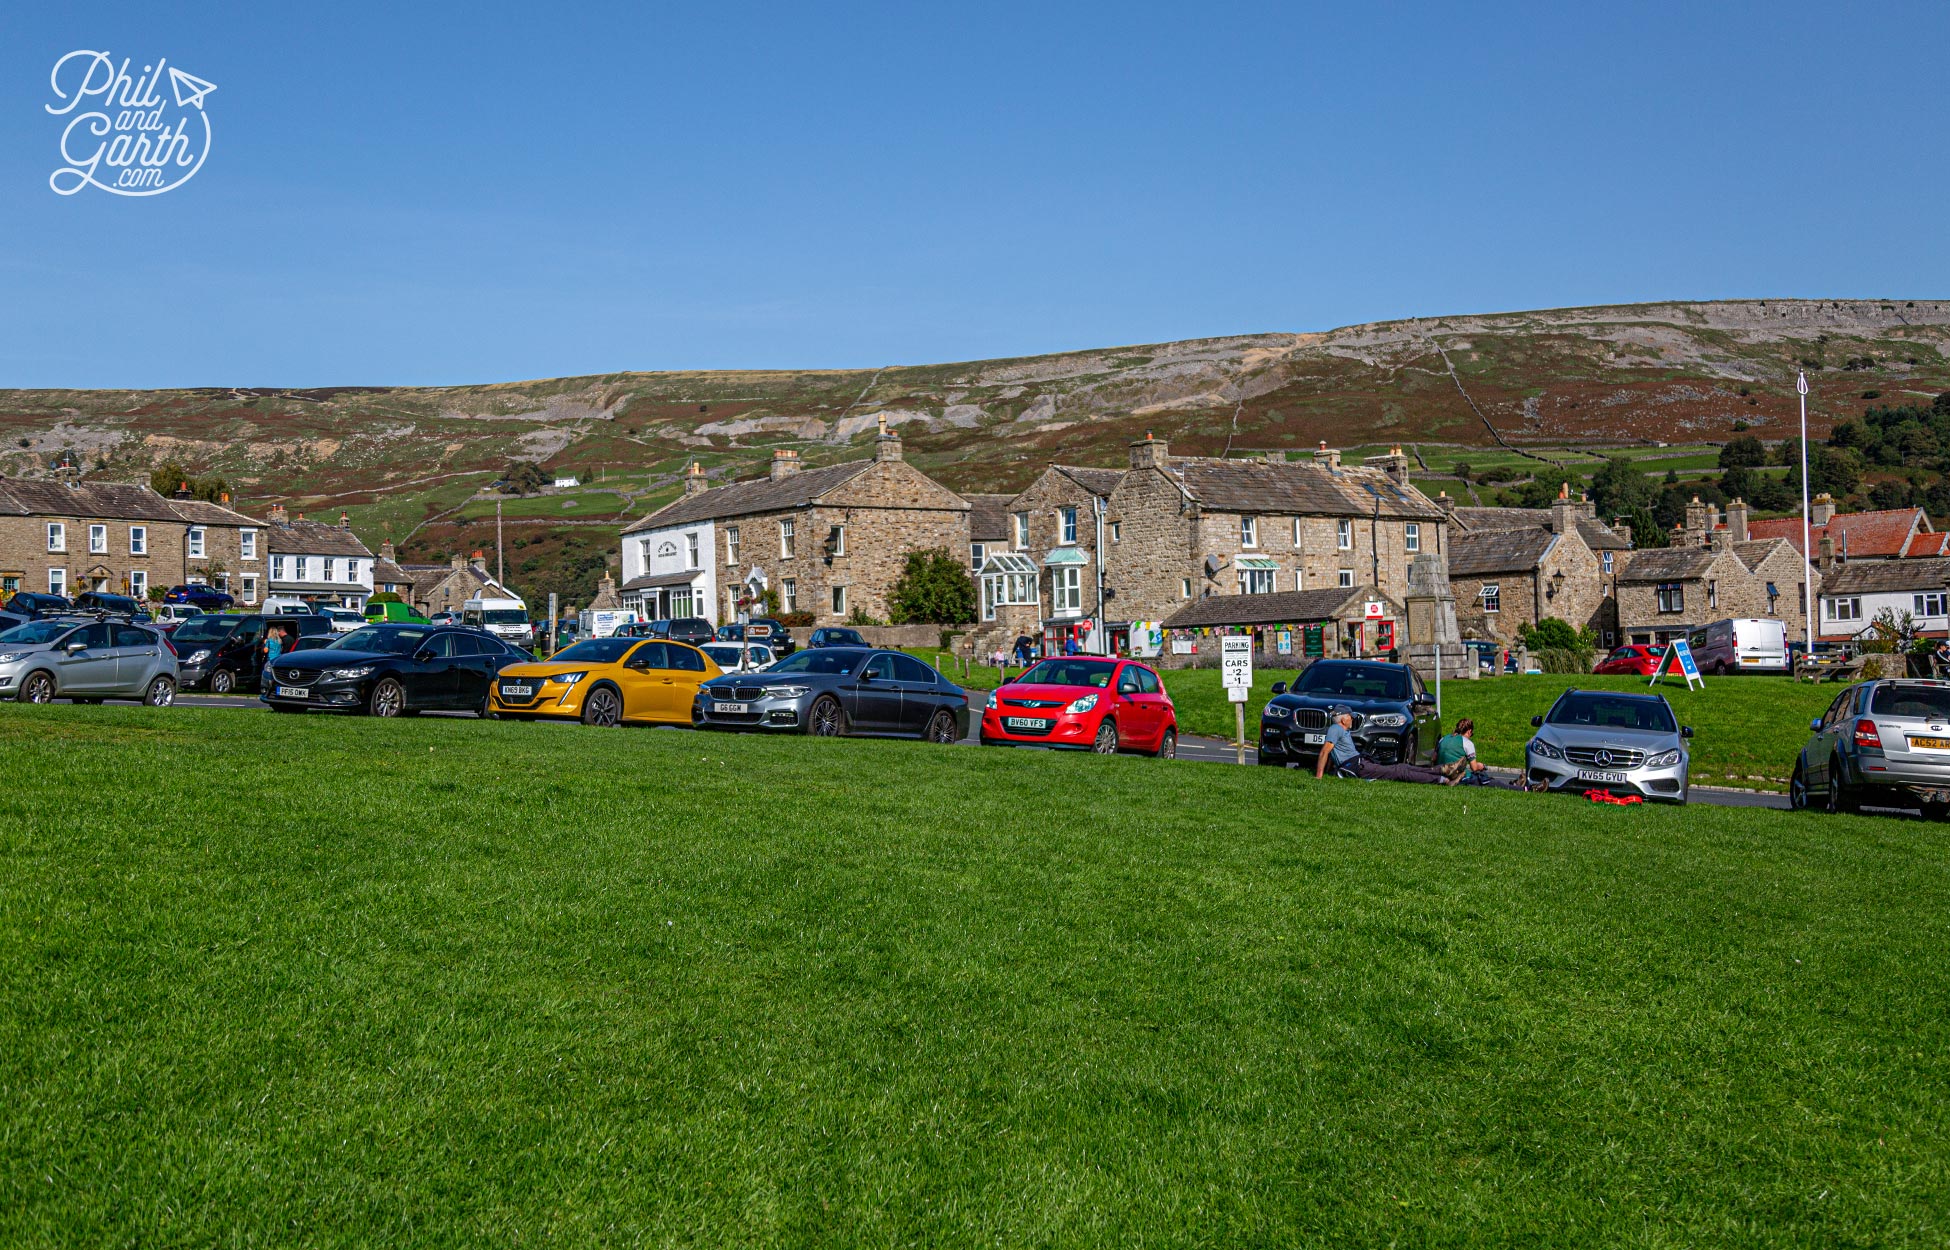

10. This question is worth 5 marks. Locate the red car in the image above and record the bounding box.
[980,656,1178,757]
[1593,643,1666,676]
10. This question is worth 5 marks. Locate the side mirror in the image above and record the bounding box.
[1530,715,1543,728]
[1270,681,1288,695]
[1682,726,1694,739]
[1810,718,1822,732]
[414,648,436,662]
[66,641,87,653]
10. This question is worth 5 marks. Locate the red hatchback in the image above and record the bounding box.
[1593,643,1665,676]
[980,657,1178,757]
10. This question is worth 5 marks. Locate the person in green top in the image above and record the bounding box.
[1437,717,1538,789]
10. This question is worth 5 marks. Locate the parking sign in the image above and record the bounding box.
[1222,636,1253,703]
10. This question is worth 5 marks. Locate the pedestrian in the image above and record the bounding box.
[1436,716,1536,789]
[1063,635,1080,657]
[1314,705,1447,784]
[260,624,288,688]
[1013,634,1033,665]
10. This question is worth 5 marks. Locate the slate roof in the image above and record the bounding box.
[1746,507,1926,560]
[0,478,261,526]
[1448,528,1558,576]
[1730,539,1797,572]
[622,570,704,590]
[1617,546,1720,582]
[624,462,876,533]
[1450,504,1632,550]
[1161,587,1393,629]
[371,559,413,586]
[1052,466,1123,498]
[265,518,372,558]
[1817,557,1950,596]
[965,493,1013,543]
[1164,459,1444,520]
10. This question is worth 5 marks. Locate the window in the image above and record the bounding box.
[347,560,361,583]
[1181,578,1193,599]
[1294,517,1304,547]
[1110,522,1121,543]
[129,570,147,599]
[1918,593,1949,617]
[976,553,1039,621]
[1013,512,1029,550]
[242,575,258,604]
[670,588,694,618]
[295,557,310,582]
[1241,516,1258,548]
[1404,523,1420,553]
[1657,583,1685,613]
[1338,568,1354,589]
[129,526,146,555]
[780,519,796,558]
[271,556,286,581]
[1239,568,1275,594]
[831,585,846,616]
[1602,551,1614,574]
[89,524,107,554]
[1707,579,1718,609]
[892,654,935,684]
[725,526,740,565]
[1051,566,1082,615]
[47,523,65,553]
[686,532,700,569]
[970,542,986,572]
[1830,596,1862,622]
[188,527,205,559]
[1482,584,1501,613]
[323,559,335,583]
[833,524,846,557]
[782,578,797,613]
[1337,519,1352,550]
[48,568,66,596]
[1060,507,1078,545]
[1293,569,1304,591]
[241,529,257,560]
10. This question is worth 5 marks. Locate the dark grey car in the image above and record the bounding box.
[692,646,968,741]
[1791,679,1950,818]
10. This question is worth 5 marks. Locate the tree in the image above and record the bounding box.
[502,462,547,496]
[150,460,189,497]
[886,548,976,625]
[1588,456,1654,517]
[1626,504,1668,548]
[1451,462,1472,484]
[1519,617,1583,651]
[1719,435,1766,470]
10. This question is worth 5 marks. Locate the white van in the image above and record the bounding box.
[464,593,533,647]
[260,595,314,615]
[1686,618,1789,675]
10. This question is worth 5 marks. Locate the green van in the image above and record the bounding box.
[363,600,430,625]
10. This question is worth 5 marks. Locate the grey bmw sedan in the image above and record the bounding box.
[693,646,968,742]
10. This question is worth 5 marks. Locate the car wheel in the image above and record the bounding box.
[1403,730,1419,765]
[19,671,55,704]
[368,677,407,718]
[1156,727,1177,760]
[1825,758,1855,813]
[1789,761,1809,811]
[209,669,235,695]
[1093,719,1119,754]
[581,684,623,727]
[144,676,175,707]
[924,709,958,744]
[807,696,847,737]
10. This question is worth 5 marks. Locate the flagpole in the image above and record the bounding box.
[1798,370,1814,667]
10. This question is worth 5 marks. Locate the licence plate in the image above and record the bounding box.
[1303,732,1325,745]
[1909,736,1950,750]
[500,685,532,699]
[712,701,749,714]
[1005,716,1051,731]
[275,685,309,699]
[1576,769,1626,784]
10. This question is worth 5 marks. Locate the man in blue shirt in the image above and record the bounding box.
[1314,705,1446,783]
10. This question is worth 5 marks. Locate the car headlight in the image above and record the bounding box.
[984,691,997,711]
[1365,712,1407,728]
[1646,748,1683,768]
[1066,694,1099,715]
[1529,738,1565,760]
[186,649,211,665]
[1264,704,1290,719]
[322,666,376,682]
[767,684,811,699]
[548,672,586,685]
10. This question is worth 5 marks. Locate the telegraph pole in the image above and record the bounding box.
[1798,370,1814,664]
[496,497,505,586]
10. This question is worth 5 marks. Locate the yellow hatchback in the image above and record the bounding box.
[490,636,722,727]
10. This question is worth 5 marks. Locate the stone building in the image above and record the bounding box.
[409,551,520,617]
[371,541,415,599]
[1614,497,1812,645]
[964,493,1012,575]
[976,464,1121,650]
[1445,488,1631,646]
[1159,585,1406,665]
[619,426,970,627]
[1746,495,1946,561]
[0,476,263,604]
[262,506,374,611]
[1816,556,1950,641]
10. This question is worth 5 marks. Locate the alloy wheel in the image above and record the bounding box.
[370,678,405,718]
[1788,762,1808,811]
[21,672,54,704]
[210,669,234,695]
[1157,728,1177,760]
[1093,720,1118,754]
[146,676,175,707]
[583,686,622,727]
[810,697,847,737]
[926,710,957,744]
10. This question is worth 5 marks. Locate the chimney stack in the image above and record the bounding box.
[268,503,288,525]
[1129,433,1168,470]
[1312,441,1341,471]
[874,415,903,462]
[380,540,397,562]
[770,448,801,481]
[174,480,191,500]
[470,550,487,573]
[1818,533,1836,573]
[450,553,466,572]
[1550,482,1577,536]
[684,461,708,496]
[1611,518,1633,546]
[1726,498,1750,543]
[1684,495,1713,546]
[1811,492,1837,527]
[1434,490,1456,516]
[339,511,351,530]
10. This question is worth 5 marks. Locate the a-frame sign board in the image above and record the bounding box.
[1650,638,1705,691]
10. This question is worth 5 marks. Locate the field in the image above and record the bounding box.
[4,706,1949,1245]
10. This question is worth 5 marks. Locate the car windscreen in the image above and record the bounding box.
[1870,686,1950,721]
[768,649,863,676]
[169,616,239,644]
[553,638,634,665]
[1294,663,1410,701]
[1545,693,1677,733]
[332,626,429,655]
[476,610,528,625]
[1019,659,1116,688]
[0,620,73,646]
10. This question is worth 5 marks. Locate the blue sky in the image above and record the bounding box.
[3,1,1946,388]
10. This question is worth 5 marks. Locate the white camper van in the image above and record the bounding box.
[464,593,533,647]
[1686,618,1790,675]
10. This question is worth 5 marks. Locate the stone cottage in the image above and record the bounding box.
[1445,488,1631,646]
[0,475,263,604]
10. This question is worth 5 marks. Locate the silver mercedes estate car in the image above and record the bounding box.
[1525,688,1691,804]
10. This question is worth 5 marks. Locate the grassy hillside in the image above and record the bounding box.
[3,706,1947,1245]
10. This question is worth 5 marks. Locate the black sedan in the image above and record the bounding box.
[1256,658,1440,767]
[693,646,968,741]
[259,624,533,716]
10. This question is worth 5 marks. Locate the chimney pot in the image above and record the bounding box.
[684,461,709,495]
[874,426,903,462]
[339,511,350,530]
[769,448,801,481]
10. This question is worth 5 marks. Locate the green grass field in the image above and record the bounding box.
[4,707,1948,1245]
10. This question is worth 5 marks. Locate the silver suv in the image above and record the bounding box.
[1791,679,1950,818]
[1525,688,1692,804]
[0,618,178,706]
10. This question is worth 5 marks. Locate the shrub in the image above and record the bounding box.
[886,548,976,625]
[778,611,814,628]
[1531,648,1594,674]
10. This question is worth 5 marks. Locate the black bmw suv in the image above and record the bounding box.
[1257,658,1440,768]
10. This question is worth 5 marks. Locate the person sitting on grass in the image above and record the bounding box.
[1437,717,1538,790]
[1314,705,1447,784]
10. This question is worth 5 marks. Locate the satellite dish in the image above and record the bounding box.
[1204,554,1222,578]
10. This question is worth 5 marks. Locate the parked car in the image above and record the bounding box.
[979,656,1177,756]
[429,611,462,626]
[1687,617,1790,675]
[72,592,151,620]
[640,617,714,647]
[3,592,72,619]
[694,646,968,741]
[700,641,777,673]
[807,626,868,649]
[715,619,794,655]
[152,603,206,631]
[1790,678,1950,817]
[491,637,722,726]
[1257,659,1439,767]
[364,600,431,625]
[1592,643,1666,676]
[316,606,367,634]
[260,596,315,615]
[0,617,178,706]
[163,583,235,611]
[1525,688,1691,803]
[261,624,534,716]
[170,612,336,693]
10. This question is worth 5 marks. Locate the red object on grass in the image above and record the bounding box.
[1583,789,1644,805]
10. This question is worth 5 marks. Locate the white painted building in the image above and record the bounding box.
[262,507,375,611]
[620,517,717,622]
[1816,556,1950,641]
